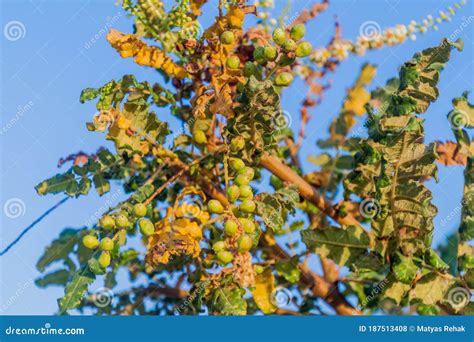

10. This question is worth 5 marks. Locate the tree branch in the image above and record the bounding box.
[259,153,360,227]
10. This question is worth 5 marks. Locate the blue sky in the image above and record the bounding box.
[0,0,472,314]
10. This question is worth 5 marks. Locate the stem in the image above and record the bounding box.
[259,153,362,227]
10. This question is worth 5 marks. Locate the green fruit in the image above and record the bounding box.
[239,185,253,199]
[139,219,155,236]
[208,199,224,214]
[274,72,294,87]
[82,235,99,249]
[115,213,130,229]
[230,136,245,152]
[229,157,245,171]
[290,23,305,41]
[227,185,241,202]
[213,241,226,252]
[264,46,278,61]
[193,129,207,144]
[133,203,147,217]
[238,166,255,180]
[238,218,255,233]
[253,265,264,274]
[234,174,250,186]
[224,220,238,236]
[238,234,253,252]
[217,250,234,264]
[220,31,235,45]
[283,39,297,51]
[100,215,115,230]
[272,27,286,45]
[98,252,111,268]
[243,62,258,77]
[99,237,114,251]
[226,56,240,69]
[295,41,312,57]
[253,46,266,65]
[240,199,256,213]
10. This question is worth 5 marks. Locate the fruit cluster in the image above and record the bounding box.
[222,23,311,88]
[207,157,260,265]
[82,202,155,269]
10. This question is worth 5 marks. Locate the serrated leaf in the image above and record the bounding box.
[409,272,455,305]
[301,225,370,266]
[211,286,247,315]
[36,229,80,272]
[35,269,70,288]
[393,254,418,284]
[35,172,78,197]
[92,174,110,196]
[58,266,96,313]
[383,280,411,305]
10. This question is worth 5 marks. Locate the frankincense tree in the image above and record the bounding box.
[34,0,473,315]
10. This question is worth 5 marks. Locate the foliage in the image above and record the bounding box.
[35,0,472,316]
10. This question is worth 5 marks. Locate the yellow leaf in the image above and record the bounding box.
[107,29,187,79]
[228,7,245,29]
[343,87,371,116]
[190,0,207,16]
[251,269,277,314]
[146,212,203,266]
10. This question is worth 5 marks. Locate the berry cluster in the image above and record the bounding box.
[82,202,155,269]
[222,23,312,87]
[207,157,260,265]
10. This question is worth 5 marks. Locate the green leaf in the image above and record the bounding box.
[425,249,449,271]
[58,266,96,313]
[396,38,462,114]
[211,286,247,315]
[92,174,110,196]
[80,88,100,103]
[36,229,80,272]
[35,269,70,288]
[256,186,298,232]
[416,304,440,315]
[88,258,106,275]
[275,259,300,284]
[35,172,78,197]
[301,225,370,266]
[393,254,418,284]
